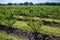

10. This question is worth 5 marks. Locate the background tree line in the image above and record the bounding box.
[0,2,60,6]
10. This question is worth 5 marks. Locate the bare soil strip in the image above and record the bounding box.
[42,20,60,27]
[0,24,60,40]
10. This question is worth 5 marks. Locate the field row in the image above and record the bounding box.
[0,31,28,40]
[1,17,60,37]
[0,6,60,19]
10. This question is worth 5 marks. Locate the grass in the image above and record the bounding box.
[13,21,32,31]
[40,25,60,37]
[14,15,60,23]
[12,20,60,37]
[41,18,60,23]
[0,31,28,40]
[1,15,60,37]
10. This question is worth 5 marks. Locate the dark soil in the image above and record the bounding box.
[0,24,60,40]
[42,20,60,27]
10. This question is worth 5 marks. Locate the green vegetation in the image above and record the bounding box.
[0,31,28,40]
[12,21,60,36]
[0,6,60,38]
[27,21,42,32]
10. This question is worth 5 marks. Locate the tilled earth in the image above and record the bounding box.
[42,20,60,27]
[0,24,60,40]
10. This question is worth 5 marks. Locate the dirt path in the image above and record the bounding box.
[0,24,60,40]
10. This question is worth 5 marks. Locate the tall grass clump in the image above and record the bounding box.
[27,21,42,33]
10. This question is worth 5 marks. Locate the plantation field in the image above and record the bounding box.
[0,6,60,40]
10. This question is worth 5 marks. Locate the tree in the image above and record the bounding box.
[24,2,28,5]
[29,2,33,5]
[13,3,17,5]
[7,3,12,5]
[19,3,24,5]
[0,3,1,5]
